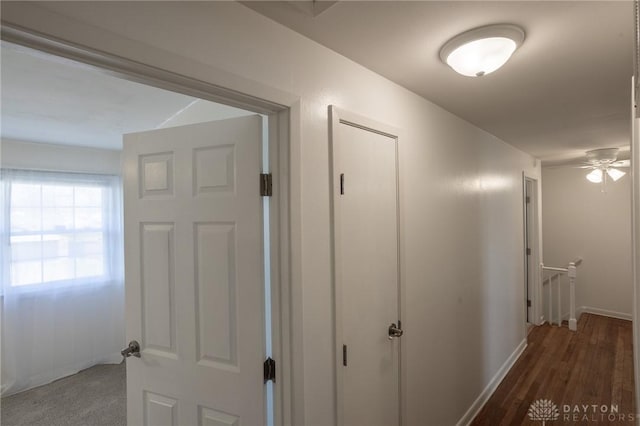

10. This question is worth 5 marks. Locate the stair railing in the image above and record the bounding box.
[540,258,582,331]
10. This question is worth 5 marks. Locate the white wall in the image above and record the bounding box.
[0,3,541,424]
[1,138,121,175]
[542,166,633,320]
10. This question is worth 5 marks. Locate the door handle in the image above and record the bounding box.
[388,323,403,340]
[121,340,141,358]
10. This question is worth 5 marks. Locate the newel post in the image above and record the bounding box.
[568,262,577,331]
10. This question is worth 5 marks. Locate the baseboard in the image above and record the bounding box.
[455,338,527,426]
[577,306,632,321]
[550,307,631,323]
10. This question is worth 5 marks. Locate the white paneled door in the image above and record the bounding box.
[331,107,401,426]
[123,116,265,426]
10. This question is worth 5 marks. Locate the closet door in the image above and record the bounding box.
[331,107,402,426]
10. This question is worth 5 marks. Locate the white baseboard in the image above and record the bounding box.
[456,339,527,426]
[577,306,632,321]
[548,307,631,323]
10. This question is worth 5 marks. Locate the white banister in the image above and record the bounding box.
[557,273,561,328]
[543,270,562,326]
[543,266,569,273]
[544,263,551,324]
[540,259,581,331]
[568,262,577,331]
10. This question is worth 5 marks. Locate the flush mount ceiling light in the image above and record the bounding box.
[439,24,525,77]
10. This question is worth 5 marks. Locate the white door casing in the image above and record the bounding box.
[123,116,265,426]
[330,106,402,426]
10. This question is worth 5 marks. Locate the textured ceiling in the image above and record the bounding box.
[243,1,634,163]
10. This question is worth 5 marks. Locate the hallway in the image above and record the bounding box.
[0,2,637,423]
[472,314,634,425]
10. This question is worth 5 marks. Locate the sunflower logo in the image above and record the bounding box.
[528,399,560,425]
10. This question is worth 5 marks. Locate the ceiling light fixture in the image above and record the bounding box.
[586,169,603,183]
[606,168,626,182]
[439,24,525,77]
[582,148,629,187]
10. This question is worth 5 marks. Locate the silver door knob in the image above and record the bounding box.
[121,340,141,358]
[388,323,403,340]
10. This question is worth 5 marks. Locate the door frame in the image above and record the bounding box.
[329,106,404,426]
[1,24,298,426]
[630,75,640,416]
[522,173,542,327]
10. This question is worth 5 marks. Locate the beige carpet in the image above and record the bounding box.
[1,362,126,426]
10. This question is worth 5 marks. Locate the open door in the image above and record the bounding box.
[122,116,266,425]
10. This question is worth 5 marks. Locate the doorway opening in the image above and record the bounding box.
[1,37,288,426]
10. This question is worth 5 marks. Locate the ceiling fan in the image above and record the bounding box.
[575,148,630,186]
[580,148,631,183]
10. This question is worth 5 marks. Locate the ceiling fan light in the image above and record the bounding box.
[606,167,625,181]
[586,169,603,183]
[439,24,525,77]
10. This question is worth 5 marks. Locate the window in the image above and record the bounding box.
[2,169,122,288]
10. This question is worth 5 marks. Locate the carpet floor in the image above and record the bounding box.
[1,362,126,426]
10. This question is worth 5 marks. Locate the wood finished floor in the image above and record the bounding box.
[471,314,635,425]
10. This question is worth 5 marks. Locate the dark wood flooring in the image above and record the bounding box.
[471,314,635,425]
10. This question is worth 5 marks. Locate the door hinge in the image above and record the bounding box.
[527,299,532,307]
[343,344,347,366]
[340,173,345,195]
[526,248,531,255]
[264,357,276,383]
[260,173,272,197]
[526,196,531,204]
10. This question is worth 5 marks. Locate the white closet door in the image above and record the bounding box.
[332,108,401,426]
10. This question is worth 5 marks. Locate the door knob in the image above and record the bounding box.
[388,323,403,340]
[121,340,141,358]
